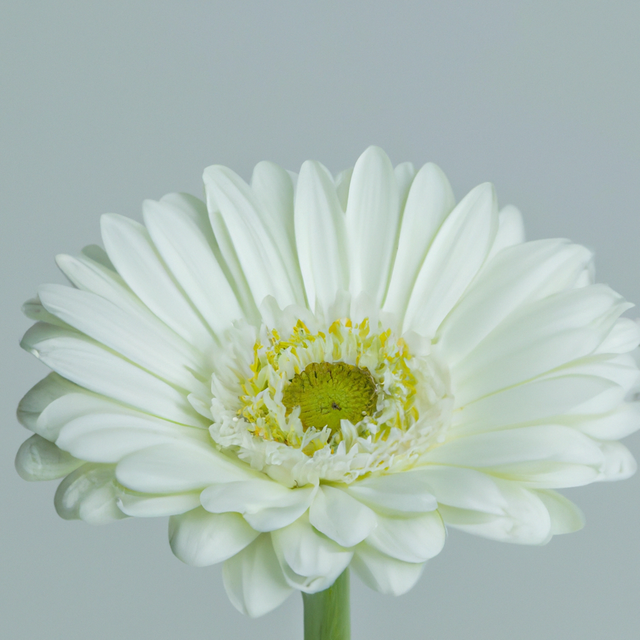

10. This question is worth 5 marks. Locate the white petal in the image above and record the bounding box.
[157,192,258,319]
[156,192,261,319]
[308,485,377,548]
[366,511,445,563]
[115,442,256,493]
[438,480,552,545]
[334,167,352,210]
[294,160,348,313]
[438,239,593,365]
[404,183,498,336]
[413,466,507,514]
[142,199,244,338]
[453,285,629,404]
[169,508,259,566]
[15,434,82,481]
[423,425,604,470]
[560,354,639,396]
[200,480,316,532]
[453,374,617,436]
[204,165,303,308]
[55,251,201,367]
[486,204,525,259]
[395,161,416,202]
[383,162,454,316]
[38,283,203,391]
[35,391,141,443]
[54,463,126,524]
[56,412,209,463]
[351,542,424,595]
[535,490,585,535]
[223,534,293,617]
[272,515,352,593]
[80,244,113,268]
[100,213,215,351]
[576,402,640,440]
[251,161,301,286]
[17,373,79,436]
[22,296,68,327]
[597,441,637,481]
[118,490,201,517]
[347,472,437,515]
[21,323,205,427]
[596,317,640,354]
[346,146,400,306]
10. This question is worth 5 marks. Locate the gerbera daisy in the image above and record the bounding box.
[16,146,639,624]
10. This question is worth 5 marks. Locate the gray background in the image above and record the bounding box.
[1,2,639,638]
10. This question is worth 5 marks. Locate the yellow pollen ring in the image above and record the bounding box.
[281,362,377,434]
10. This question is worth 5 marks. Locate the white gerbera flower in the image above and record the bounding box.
[16,147,639,618]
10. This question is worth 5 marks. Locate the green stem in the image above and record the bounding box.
[302,569,350,640]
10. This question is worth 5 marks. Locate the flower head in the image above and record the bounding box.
[16,147,639,617]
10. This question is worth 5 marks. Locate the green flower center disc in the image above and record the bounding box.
[282,361,377,433]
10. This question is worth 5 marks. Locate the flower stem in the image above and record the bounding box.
[302,569,350,640]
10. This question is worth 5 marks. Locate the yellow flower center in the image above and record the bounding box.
[282,361,377,434]
[208,313,454,484]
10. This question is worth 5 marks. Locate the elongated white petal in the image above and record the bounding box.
[118,490,201,517]
[438,239,593,365]
[54,463,126,524]
[576,402,640,440]
[223,534,293,617]
[200,480,316,531]
[439,480,552,544]
[563,353,640,392]
[21,323,205,427]
[22,296,68,327]
[384,162,454,315]
[597,441,637,481]
[308,485,377,548]
[351,542,425,595]
[204,165,303,308]
[169,508,259,566]
[346,472,437,515]
[39,283,203,391]
[596,317,640,354]
[36,392,149,443]
[272,515,352,593]
[158,191,260,319]
[453,285,629,404]
[334,167,352,210]
[15,434,82,481]
[453,375,617,436]
[100,213,215,351]
[346,146,400,305]
[366,511,445,563]
[17,373,80,436]
[116,442,256,493]
[56,412,209,463]
[423,425,604,470]
[294,160,348,313]
[414,466,508,514]
[404,183,498,336]
[535,490,585,535]
[251,161,300,283]
[55,252,202,367]
[486,204,525,259]
[394,162,416,208]
[143,199,244,338]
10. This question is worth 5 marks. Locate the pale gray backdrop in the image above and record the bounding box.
[2,2,639,639]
